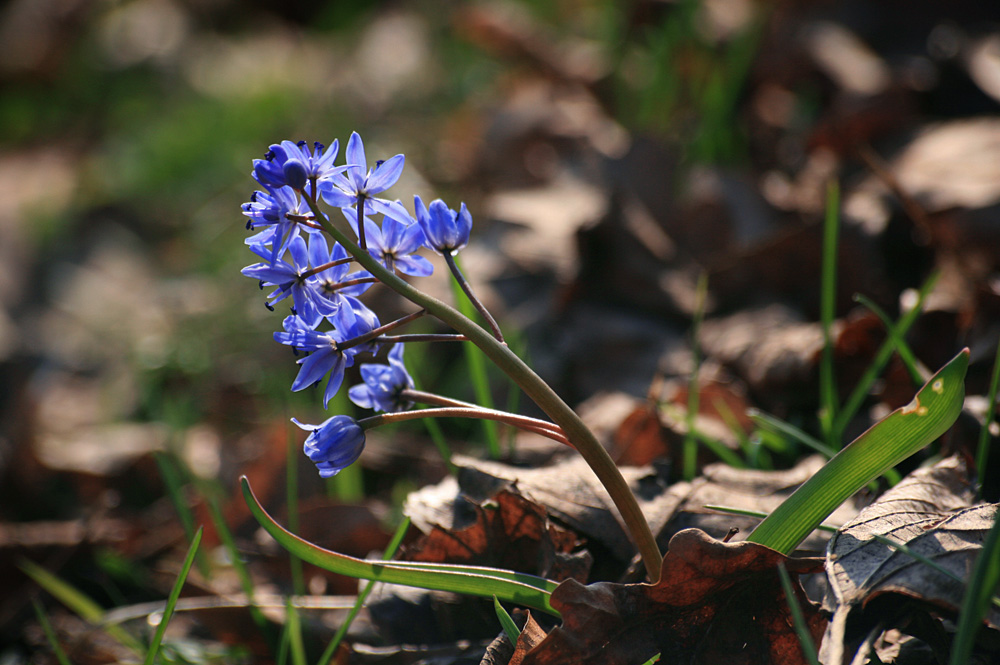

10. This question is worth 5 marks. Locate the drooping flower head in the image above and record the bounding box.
[342,206,433,277]
[319,131,406,219]
[348,344,415,413]
[414,195,472,256]
[294,415,366,477]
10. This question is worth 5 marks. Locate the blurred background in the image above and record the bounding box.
[2,0,1000,662]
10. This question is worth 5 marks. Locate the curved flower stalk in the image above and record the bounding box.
[239,133,664,582]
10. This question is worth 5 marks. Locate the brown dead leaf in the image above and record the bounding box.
[521,528,825,665]
[404,487,588,583]
[821,456,999,665]
[510,612,548,665]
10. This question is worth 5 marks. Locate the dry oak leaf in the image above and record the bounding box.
[403,487,589,582]
[821,456,999,665]
[521,528,826,665]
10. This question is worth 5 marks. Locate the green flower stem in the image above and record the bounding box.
[303,195,664,581]
[361,407,571,446]
[444,251,504,343]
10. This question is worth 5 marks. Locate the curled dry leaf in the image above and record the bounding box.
[404,486,589,583]
[821,456,1000,665]
[521,528,825,665]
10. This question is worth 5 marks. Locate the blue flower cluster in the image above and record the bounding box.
[241,132,472,477]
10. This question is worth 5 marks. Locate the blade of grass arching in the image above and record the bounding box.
[144,527,202,665]
[853,293,927,385]
[317,516,411,665]
[450,255,501,458]
[976,338,1000,484]
[282,596,307,665]
[494,595,521,643]
[241,477,559,616]
[406,353,455,472]
[712,398,758,467]
[154,452,212,579]
[833,273,939,441]
[748,409,838,458]
[871,534,1000,611]
[285,423,305,596]
[692,429,746,468]
[197,479,273,641]
[32,600,72,665]
[19,559,144,653]
[819,179,840,448]
[747,348,969,554]
[704,505,838,533]
[777,563,821,665]
[949,506,1000,665]
[683,271,710,480]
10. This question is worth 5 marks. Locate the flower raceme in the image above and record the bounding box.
[241,132,484,478]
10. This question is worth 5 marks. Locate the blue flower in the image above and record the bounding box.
[307,235,373,317]
[241,234,323,328]
[349,344,415,413]
[253,139,348,190]
[318,132,406,219]
[273,300,380,407]
[413,195,472,256]
[241,185,314,262]
[342,206,433,277]
[294,415,366,477]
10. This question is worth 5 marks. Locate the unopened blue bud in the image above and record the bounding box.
[283,159,308,190]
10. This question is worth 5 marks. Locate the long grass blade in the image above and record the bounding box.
[317,516,411,665]
[20,559,144,653]
[819,179,840,447]
[833,272,938,440]
[494,595,521,643]
[144,526,202,665]
[948,506,1000,665]
[450,254,501,458]
[241,477,558,616]
[777,563,821,665]
[683,271,709,480]
[976,338,1000,484]
[747,349,968,554]
[32,600,72,665]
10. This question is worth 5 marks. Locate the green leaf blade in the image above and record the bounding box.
[747,348,969,554]
[240,477,559,616]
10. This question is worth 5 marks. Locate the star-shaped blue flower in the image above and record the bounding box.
[294,415,366,477]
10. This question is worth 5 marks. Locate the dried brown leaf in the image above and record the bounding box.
[821,456,999,664]
[521,528,825,665]
[404,487,588,582]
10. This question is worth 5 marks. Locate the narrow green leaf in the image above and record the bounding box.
[20,559,144,652]
[451,255,501,458]
[318,516,411,665]
[683,271,709,480]
[748,348,969,554]
[494,595,521,643]
[976,338,1000,484]
[777,563,821,665]
[241,477,559,616]
[32,600,72,665]
[949,506,1000,665]
[144,527,202,665]
[819,179,841,447]
[834,271,938,440]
